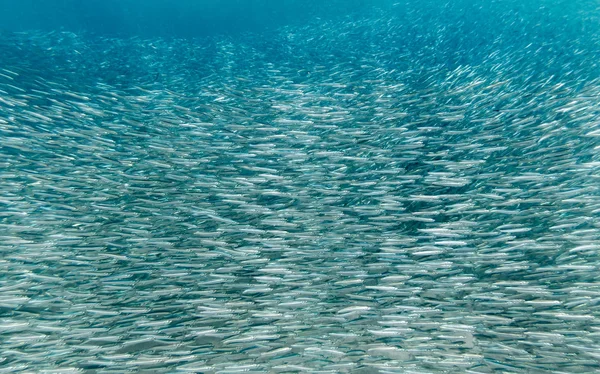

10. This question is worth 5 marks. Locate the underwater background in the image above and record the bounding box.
[1,0,600,372]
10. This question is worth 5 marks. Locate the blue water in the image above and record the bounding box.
[0,0,596,39]
[0,0,388,36]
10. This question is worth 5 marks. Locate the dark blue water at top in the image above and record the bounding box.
[0,0,597,40]
[0,0,393,37]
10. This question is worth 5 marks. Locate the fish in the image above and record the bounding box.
[0,1,600,371]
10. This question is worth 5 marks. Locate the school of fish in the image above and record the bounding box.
[1,1,600,372]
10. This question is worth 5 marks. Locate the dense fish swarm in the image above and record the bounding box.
[1,2,600,373]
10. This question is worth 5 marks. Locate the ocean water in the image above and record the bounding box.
[1,1,600,373]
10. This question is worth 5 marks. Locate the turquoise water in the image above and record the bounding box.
[1,1,600,372]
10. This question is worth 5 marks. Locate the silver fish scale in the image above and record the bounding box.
[1,3,600,373]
